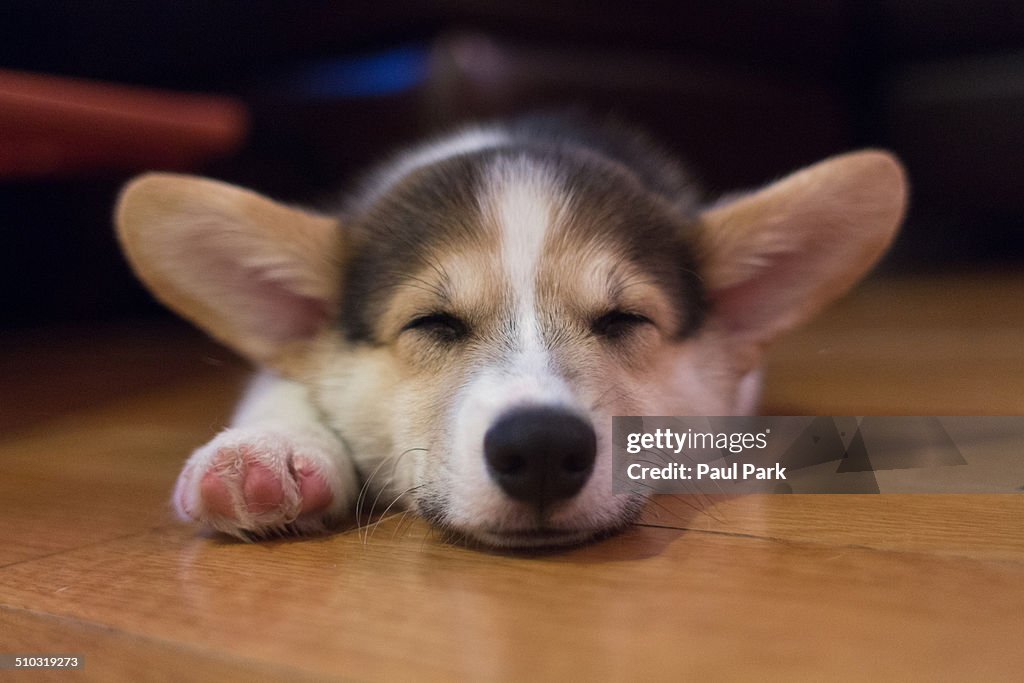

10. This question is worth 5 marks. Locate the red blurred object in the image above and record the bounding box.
[0,69,248,178]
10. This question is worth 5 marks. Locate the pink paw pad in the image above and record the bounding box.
[199,459,287,518]
[175,430,340,535]
[294,457,333,514]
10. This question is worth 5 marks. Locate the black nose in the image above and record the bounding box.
[483,407,596,508]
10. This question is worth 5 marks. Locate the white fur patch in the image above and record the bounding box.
[174,372,359,538]
[490,158,555,327]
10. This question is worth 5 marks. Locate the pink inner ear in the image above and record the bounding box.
[710,248,815,340]
[181,237,332,348]
[712,279,766,335]
[244,276,330,343]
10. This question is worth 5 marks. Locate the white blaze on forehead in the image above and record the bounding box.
[441,158,578,530]
[486,158,563,350]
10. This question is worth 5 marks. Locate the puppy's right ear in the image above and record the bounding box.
[116,173,342,370]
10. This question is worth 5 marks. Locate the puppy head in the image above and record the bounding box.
[116,145,906,548]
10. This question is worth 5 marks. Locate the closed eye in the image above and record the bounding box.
[402,312,470,343]
[591,310,652,339]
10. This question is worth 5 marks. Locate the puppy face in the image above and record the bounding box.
[312,151,717,546]
[116,121,907,547]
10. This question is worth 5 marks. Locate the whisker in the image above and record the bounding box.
[365,484,425,545]
[365,447,427,528]
[356,447,429,543]
[391,509,416,541]
[355,457,391,536]
[589,386,634,413]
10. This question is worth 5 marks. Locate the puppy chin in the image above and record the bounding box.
[468,527,610,550]
[425,494,648,550]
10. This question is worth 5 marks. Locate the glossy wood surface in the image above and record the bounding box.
[2,274,1022,681]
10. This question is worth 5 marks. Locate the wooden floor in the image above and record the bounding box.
[2,273,1023,681]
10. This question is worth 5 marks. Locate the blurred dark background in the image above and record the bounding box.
[2,0,1023,330]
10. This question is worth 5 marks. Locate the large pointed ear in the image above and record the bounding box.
[699,150,907,345]
[116,173,341,369]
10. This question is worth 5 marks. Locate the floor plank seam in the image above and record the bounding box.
[0,523,182,571]
[633,521,1024,568]
[0,604,326,682]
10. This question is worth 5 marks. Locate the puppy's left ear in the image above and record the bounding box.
[698,150,907,346]
[116,173,341,371]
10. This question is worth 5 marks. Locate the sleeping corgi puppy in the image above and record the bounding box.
[115,115,906,548]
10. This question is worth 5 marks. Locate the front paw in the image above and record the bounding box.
[173,427,355,538]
